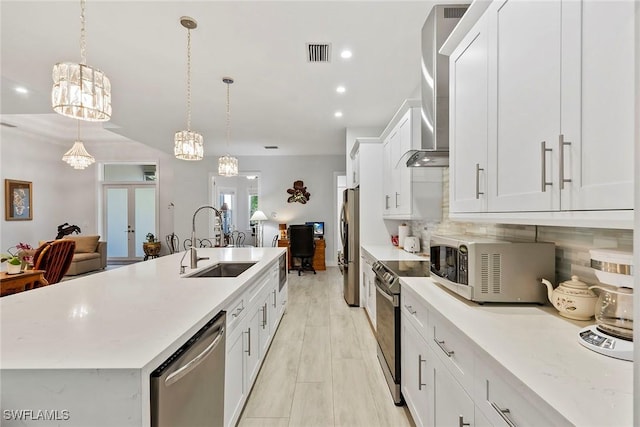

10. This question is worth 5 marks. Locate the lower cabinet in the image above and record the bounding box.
[361,254,376,329]
[400,312,431,427]
[400,283,565,427]
[224,262,286,427]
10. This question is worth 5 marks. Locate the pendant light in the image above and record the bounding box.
[174,16,204,161]
[52,0,112,122]
[62,121,96,170]
[218,77,238,176]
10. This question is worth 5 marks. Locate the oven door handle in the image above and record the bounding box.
[374,280,395,303]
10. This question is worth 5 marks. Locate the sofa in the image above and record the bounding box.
[40,235,107,276]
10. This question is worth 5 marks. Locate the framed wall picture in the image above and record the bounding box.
[5,179,33,221]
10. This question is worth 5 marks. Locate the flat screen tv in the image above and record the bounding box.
[305,221,324,238]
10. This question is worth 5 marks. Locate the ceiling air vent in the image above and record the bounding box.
[306,43,331,63]
[444,7,467,19]
[264,146,279,150]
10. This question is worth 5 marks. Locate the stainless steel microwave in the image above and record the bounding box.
[429,234,555,303]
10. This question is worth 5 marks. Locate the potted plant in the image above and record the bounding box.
[143,233,161,260]
[1,253,23,274]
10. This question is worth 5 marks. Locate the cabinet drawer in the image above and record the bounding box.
[475,355,568,427]
[226,295,246,332]
[428,309,475,393]
[401,284,429,334]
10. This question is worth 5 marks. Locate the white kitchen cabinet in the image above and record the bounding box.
[449,13,489,213]
[351,146,360,186]
[381,100,442,220]
[432,345,475,427]
[361,253,376,329]
[401,311,432,427]
[224,261,286,427]
[446,0,634,227]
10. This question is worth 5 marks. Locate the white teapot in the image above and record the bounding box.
[540,276,598,320]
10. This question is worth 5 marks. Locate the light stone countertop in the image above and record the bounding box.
[401,277,633,427]
[0,247,285,371]
[361,244,428,261]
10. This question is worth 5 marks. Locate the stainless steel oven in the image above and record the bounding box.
[372,260,430,406]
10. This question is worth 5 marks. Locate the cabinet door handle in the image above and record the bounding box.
[404,304,416,315]
[273,290,277,308]
[395,192,400,208]
[385,195,390,209]
[475,163,485,199]
[458,415,470,427]
[262,303,267,329]
[418,354,426,390]
[540,141,553,192]
[559,134,572,190]
[245,328,251,356]
[490,402,517,427]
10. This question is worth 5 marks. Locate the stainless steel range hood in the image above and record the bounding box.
[406,4,469,168]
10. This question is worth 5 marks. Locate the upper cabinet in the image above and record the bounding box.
[381,100,443,220]
[446,0,635,228]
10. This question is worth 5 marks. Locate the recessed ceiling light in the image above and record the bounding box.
[336,86,346,94]
[14,86,28,94]
[340,50,352,59]
[334,111,343,118]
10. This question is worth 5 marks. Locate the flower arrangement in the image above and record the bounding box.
[2,243,33,273]
[145,233,156,243]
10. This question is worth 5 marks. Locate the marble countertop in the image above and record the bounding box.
[401,277,633,427]
[0,247,285,372]
[361,244,428,262]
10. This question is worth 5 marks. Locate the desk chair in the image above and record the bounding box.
[33,240,76,284]
[288,225,316,276]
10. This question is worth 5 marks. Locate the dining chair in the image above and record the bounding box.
[32,240,76,285]
[226,231,246,247]
[165,233,180,254]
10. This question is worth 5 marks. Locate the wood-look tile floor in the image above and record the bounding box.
[238,267,413,427]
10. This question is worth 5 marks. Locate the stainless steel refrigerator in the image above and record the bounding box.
[340,187,359,306]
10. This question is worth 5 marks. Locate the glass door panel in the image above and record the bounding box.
[106,188,130,258]
[134,187,156,258]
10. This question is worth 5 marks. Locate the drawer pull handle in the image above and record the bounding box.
[434,338,454,357]
[418,355,426,390]
[490,401,517,427]
[232,305,244,318]
[404,304,417,315]
[458,415,470,427]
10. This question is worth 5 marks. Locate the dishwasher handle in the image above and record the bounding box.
[165,325,225,387]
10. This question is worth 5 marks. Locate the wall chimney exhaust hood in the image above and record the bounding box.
[405,4,469,168]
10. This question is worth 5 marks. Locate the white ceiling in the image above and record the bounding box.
[1,1,441,157]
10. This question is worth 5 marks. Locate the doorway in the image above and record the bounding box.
[102,163,158,262]
[104,185,157,261]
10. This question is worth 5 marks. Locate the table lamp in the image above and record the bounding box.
[250,210,268,247]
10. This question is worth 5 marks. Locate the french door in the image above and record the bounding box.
[104,184,157,261]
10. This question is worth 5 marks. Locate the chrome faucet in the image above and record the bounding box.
[190,205,223,269]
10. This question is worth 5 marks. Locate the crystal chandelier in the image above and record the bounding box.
[218,77,238,176]
[62,121,95,170]
[174,17,204,161]
[52,0,112,122]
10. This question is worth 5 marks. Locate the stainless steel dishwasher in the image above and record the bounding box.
[150,311,226,427]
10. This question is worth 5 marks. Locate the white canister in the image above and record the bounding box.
[398,224,409,248]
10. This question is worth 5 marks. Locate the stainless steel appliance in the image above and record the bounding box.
[150,311,226,427]
[278,252,287,292]
[579,248,634,361]
[373,259,430,405]
[405,3,470,167]
[340,187,360,306]
[429,234,555,303]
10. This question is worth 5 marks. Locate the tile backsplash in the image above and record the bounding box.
[409,169,633,282]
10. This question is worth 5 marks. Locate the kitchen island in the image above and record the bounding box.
[0,247,286,427]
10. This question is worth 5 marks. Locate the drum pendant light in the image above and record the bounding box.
[174,16,204,161]
[218,77,238,176]
[52,0,112,122]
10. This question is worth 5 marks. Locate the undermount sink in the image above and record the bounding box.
[186,262,257,278]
